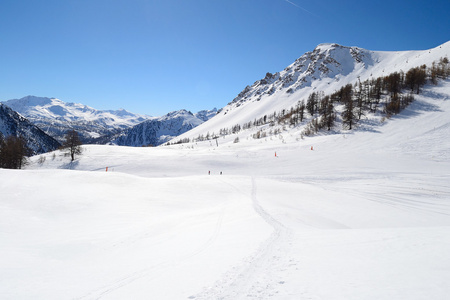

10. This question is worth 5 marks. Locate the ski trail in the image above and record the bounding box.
[75,205,226,300]
[251,177,286,234]
[191,177,293,299]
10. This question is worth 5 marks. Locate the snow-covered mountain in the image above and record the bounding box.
[1,96,150,143]
[176,41,450,141]
[0,103,60,154]
[112,109,217,146]
[3,41,450,300]
[7,74,450,299]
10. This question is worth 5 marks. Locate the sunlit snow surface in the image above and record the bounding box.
[1,80,449,299]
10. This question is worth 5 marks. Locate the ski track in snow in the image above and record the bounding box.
[190,177,295,300]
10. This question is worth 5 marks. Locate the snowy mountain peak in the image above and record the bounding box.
[163,109,193,118]
[295,43,369,77]
[312,43,353,55]
[228,43,373,111]
[7,95,54,107]
[3,96,58,119]
[315,42,339,49]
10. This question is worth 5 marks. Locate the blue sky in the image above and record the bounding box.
[1,0,449,116]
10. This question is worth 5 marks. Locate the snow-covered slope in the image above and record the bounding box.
[112,108,217,146]
[177,41,450,140]
[1,96,150,143]
[1,78,449,299]
[0,103,60,154]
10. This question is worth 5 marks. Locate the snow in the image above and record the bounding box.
[1,76,450,299]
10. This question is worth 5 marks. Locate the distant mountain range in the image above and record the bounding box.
[2,96,150,144]
[0,95,217,148]
[111,109,217,147]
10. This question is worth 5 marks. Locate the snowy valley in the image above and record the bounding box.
[1,41,450,299]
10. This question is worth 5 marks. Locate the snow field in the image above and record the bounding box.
[0,170,272,299]
[244,177,450,300]
[1,76,450,299]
